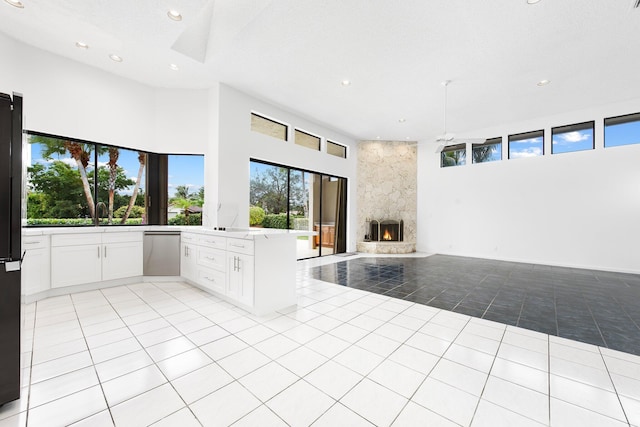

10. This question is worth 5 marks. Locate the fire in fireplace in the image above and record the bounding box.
[369,219,403,242]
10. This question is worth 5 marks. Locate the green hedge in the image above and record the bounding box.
[249,206,265,226]
[262,214,307,229]
[262,213,288,229]
[168,213,202,226]
[26,218,143,226]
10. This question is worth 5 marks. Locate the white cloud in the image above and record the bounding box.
[553,130,590,145]
[510,147,542,158]
[513,137,542,145]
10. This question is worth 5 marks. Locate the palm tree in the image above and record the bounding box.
[32,135,102,219]
[472,145,497,163]
[172,198,192,222]
[107,147,119,224]
[120,152,146,224]
[174,185,191,200]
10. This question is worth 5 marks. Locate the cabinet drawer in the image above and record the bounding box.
[102,231,143,244]
[51,233,101,247]
[196,247,226,271]
[181,233,198,243]
[198,235,227,250]
[22,235,49,249]
[196,267,225,294]
[227,238,254,255]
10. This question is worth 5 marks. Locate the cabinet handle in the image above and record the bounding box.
[230,243,245,248]
[24,241,40,245]
[204,276,214,282]
[98,246,100,258]
[104,246,107,258]
[205,256,215,261]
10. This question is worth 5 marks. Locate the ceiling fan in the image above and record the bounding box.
[433,80,486,153]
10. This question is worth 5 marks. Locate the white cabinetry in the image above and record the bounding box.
[51,232,142,288]
[21,235,51,296]
[226,238,254,307]
[102,233,144,281]
[180,232,296,315]
[194,234,227,294]
[180,233,197,283]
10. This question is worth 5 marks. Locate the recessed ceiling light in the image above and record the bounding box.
[527,0,541,4]
[4,0,24,8]
[75,41,89,49]
[341,80,351,86]
[405,137,411,140]
[169,63,179,71]
[537,79,551,86]
[398,118,406,123]
[109,54,123,62]
[376,136,381,140]
[167,10,182,21]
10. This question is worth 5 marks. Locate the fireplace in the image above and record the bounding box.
[369,219,403,242]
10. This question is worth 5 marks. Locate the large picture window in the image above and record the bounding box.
[26,133,145,226]
[249,159,347,260]
[25,132,205,227]
[167,155,205,226]
[551,121,594,154]
[605,112,640,148]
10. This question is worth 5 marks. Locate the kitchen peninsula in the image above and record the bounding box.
[21,227,304,315]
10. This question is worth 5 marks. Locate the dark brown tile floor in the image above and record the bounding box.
[308,255,640,355]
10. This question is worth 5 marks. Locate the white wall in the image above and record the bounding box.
[208,84,358,250]
[0,32,207,154]
[418,98,640,273]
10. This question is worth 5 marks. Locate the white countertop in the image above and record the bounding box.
[22,225,316,240]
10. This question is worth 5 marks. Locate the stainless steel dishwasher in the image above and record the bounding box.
[143,230,181,276]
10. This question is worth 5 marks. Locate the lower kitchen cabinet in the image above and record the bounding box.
[180,241,197,283]
[102,240,143,281]
[51,232,142,288]
[21,236,51,295]
[227,252,254,307]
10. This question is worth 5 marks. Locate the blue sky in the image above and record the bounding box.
[552,129,593,154]
[605,120,640,147]
[509,136,544,159]
[28,140,204,197]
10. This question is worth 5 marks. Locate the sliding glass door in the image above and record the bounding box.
[250,159,347,260]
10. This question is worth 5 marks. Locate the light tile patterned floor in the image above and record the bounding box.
[1,259,639,426]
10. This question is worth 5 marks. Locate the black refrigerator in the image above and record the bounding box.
[0,92,22,406]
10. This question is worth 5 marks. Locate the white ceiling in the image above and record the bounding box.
[2,0,640,141]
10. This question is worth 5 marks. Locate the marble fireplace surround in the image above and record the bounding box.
[356,140,417,254]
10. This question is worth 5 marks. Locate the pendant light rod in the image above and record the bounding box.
[441,80,451,135]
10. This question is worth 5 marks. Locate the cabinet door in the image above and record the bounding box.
[227,253,254,307]
[180,242,197,282]
[102,241,143,281]
[51,245,101,288]
[196,267,225,294]
[21,247,50,295]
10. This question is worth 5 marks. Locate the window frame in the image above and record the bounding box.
[472,137,502,164]
[327,140,347,158]
[250,112,289,142]
[294,128,322,151]
[551,121,594,155]
[24,130,204,227]
[604,112,640,148]
[508,129,545,159]
[440,143,466,168]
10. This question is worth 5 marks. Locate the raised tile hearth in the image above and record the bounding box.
[356,241,416,254]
